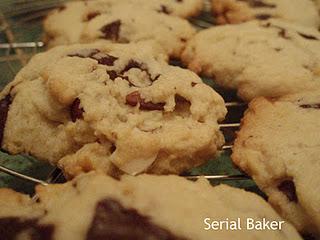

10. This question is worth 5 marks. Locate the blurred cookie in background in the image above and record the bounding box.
[182,19,320,101]
[44,0,198,58]
[211,0,319,27]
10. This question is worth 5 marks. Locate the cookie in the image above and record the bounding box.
[44,1,197,58]
[182,19,320,101]
[0,42,226,178]
[212,0,319,27]
[232,90,320,237]
[0,173,302,240]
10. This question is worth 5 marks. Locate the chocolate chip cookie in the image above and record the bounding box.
[44,1,197,58]
[0,42,226,178]
[182,19,320,101]
[0,173,302,240]
[212,0,319,27]
[232,90,320,237]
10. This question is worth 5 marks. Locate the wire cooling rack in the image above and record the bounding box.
[0,0,254,193]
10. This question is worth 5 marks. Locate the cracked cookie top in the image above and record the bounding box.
[0,42,226,177]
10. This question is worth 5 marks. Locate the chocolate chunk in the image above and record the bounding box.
[158,5,171,14]
[100,20,121,41]
[0,95,11,145]
[191,82,197,87]
[126,91,165,111]
[121,60,158,82]
[121,60,142,73]
[70,98,84,122]
[68,49,100,58]
[0,217,54,240]
[239,0,276,8]
[278,180,298,202]
[58,5,66,12]
[68,50,118,66]
[154,74,161,81]
[86,198,186,240]
[175,95,189,104]
[176,0,183,2]
[86,11,101,21]
[106,70,130,83]
[107,70,118,80]
[298,32,318,41]
[299,103,320,109]
[91,53,118,66]
[110,144,116,153]
[255,14,272,20]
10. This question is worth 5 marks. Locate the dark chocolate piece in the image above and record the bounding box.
[0,95,12,145]
[86,11,101,21]
[70,98,84,122]
[126,91,165,111]
[0,217,54,240]
[86,198,186,240]
[159,5,171,14]
[239,0,276,8]
[68,49,100,58]
[299,103,320,109]
[121,60,142,74]
[278,180,298,202]
[107,70,118,80]
[255,14,272,20]
[121,60,159,82]
[91,54,118,66]
[100,20,121,41]
[298,32,318,41]
[110,144,116,153]
[154,74,161,81]
[58,5,66,12]
[68,49,118,66]
[175,95,189,104]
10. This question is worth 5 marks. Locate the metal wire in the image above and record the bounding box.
[0,165,48,186]
[185,174,249,181]
[0,165,250,186]
[0,41,44,49]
